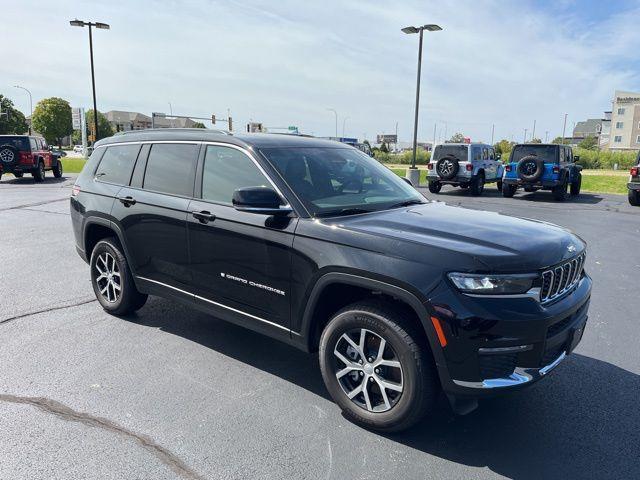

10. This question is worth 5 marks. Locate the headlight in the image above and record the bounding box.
[448,273,537,295]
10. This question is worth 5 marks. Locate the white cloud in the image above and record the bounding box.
[2,0,639,142]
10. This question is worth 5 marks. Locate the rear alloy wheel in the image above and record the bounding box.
[319,301,438,432]
[52,160,63,178]
[629,189,640,206]
[90,237,148,315]
[570,173,582,196]
[33,161,45,182]
[428,180,442,193]
[470,173,485,196]
[552,177,568,201]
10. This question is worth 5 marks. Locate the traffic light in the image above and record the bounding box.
[228,117,233,132]
[211,114,216,124]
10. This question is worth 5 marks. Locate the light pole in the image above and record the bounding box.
[70,19,110,145]
[13,85,33,134]
[561,113,568,145]
[524,128,528,143]
[342,116,350,138]
[327,108,338,138]
[402,23,442,180]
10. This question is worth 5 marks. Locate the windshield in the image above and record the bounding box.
[511,145,558,163]
[433,145,468,162]
[0,136,29,151]
[260,147,425,217]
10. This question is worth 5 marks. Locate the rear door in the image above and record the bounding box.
[186,143,297,331]
[111,142,199,290]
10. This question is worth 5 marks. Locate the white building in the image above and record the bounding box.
[609,90,640,151]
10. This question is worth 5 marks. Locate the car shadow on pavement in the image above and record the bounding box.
[127,298,638,479]
[387,354,639,479]
[1,176,68,185]
[424,186,605,205]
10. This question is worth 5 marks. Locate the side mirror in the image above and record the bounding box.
[573,155,580,162]
[401,177,413,187]
[232,186,292,216]
[495,154,502,161]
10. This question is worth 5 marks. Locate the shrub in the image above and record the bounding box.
[376,148,431,165]
[574,148,637,170]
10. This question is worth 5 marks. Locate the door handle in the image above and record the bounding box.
[192,210,216,224]
[118,195,136,207]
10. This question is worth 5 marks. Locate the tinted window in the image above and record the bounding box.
[95,144,141,185]
[511,145,558,163]
[201,146,270,204]
[143,143,198,196]
[433,145,468,162]
[0,136,29,151]
[29,138,37,151]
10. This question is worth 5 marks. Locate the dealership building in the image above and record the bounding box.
[609,90,640,151]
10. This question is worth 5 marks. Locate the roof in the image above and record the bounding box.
[95,128,352,150]
[105,110,152,123]
[573,119,601,137]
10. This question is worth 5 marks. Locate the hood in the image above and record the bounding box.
[328,202,585,272]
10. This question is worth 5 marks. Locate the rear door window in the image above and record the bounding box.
[29,138,37,151]
[143,143,198,197]
[95,144,142,185]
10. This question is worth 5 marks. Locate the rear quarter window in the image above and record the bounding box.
[95,144,142,185]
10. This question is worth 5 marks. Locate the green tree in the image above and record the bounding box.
[529,137,542,144]
[447,132,466,143]
[380,142,389,153]
[192,121,206,129]
[31,97,73,146]
[494,139,515,157]
[0,95,29,135]
[578,135,598,150]
[551,136,564,144]
[85,109,114,142]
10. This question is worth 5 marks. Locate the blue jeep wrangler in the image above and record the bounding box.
[502,143,582,201]
[427,143,504,196]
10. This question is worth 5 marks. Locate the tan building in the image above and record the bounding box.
[609,90,640,151]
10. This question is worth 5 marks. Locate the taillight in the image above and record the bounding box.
[631,167,639,176]
[465,164,473,171]
[19,152,33,164]
[505,165,512,172]
[427,163,434,170]
[71,185,81,197]
[553,166,560,174]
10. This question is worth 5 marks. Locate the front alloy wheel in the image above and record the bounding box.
[333,328,403,412]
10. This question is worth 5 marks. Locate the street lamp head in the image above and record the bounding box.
[69,19,85,27]
[401,26,419,34]
[95,22,110,30]
[423,24,443,31]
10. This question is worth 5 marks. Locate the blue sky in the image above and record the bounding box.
[2,0,639,143]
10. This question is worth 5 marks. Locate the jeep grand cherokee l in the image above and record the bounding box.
[70,129,592,432]
[0,135,63,181]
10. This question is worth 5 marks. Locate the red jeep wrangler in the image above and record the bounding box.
[0,135,63,182]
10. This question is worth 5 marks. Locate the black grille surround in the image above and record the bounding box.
[540,253,585,304]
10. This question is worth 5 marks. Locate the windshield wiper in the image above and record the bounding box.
[388,199,426,209]
[316,207,373,218]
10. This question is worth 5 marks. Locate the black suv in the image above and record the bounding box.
[71,130,592,432]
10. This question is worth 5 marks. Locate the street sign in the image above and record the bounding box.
[377,134,397,144]
[72,108,82,129]
[288,126,298,134]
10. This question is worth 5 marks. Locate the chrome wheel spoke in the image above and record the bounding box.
[341,333,362,359]
[346,382,364,399]
[112,281,121,292]
[377,359,401,369]
[362,381,373,411]
[376,378,392,410]
[95,273,107,282]
[378,379,402,393]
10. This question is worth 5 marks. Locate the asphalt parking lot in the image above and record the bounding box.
[1,174,638,480]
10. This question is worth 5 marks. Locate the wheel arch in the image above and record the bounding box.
[297,272,447,378]
[83,217,134,273]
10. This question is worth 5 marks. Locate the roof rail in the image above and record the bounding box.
[113,128,231,136]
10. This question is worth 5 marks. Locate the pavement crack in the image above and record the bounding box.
[0,298,97,325]
[0,394,206,480]
[0,197,68,212]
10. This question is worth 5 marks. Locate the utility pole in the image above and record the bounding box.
[532,119,536,141]
[432,122,437,146]
[562,113,568,145]
[545,130,549,143]
[491,123,495,144]
[524,128,528,143]
[395,121,398,151]
[327,108,338,138]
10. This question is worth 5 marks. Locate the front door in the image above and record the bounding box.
[186,144,297,330]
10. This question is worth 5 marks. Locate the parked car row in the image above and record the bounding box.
[426,143,584,202]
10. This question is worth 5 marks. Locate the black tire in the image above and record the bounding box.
[319,300,439,432]
[52,160,63,178]
[629,189,640,206]
[469,173,485,196]
[570,173,581,196]
[90,237,148,316]
[428,180,442,193]
[502,182,517,198]
[516,155,545,182]
[13,172,24,178]
[552,177,568,201]
[32,161,45,182]
[435,156,459,180]
[496,180,502,192]
[0,145,19,169]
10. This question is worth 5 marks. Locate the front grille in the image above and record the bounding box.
[479,353,518,379]
[540,253,585,303]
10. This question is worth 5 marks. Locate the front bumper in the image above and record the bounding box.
[427,273,591,397]
[628,182,640,191]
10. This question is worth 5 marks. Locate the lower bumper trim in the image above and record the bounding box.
[452,351,566,389]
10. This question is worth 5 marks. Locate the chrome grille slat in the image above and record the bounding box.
[540,253,585,303]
